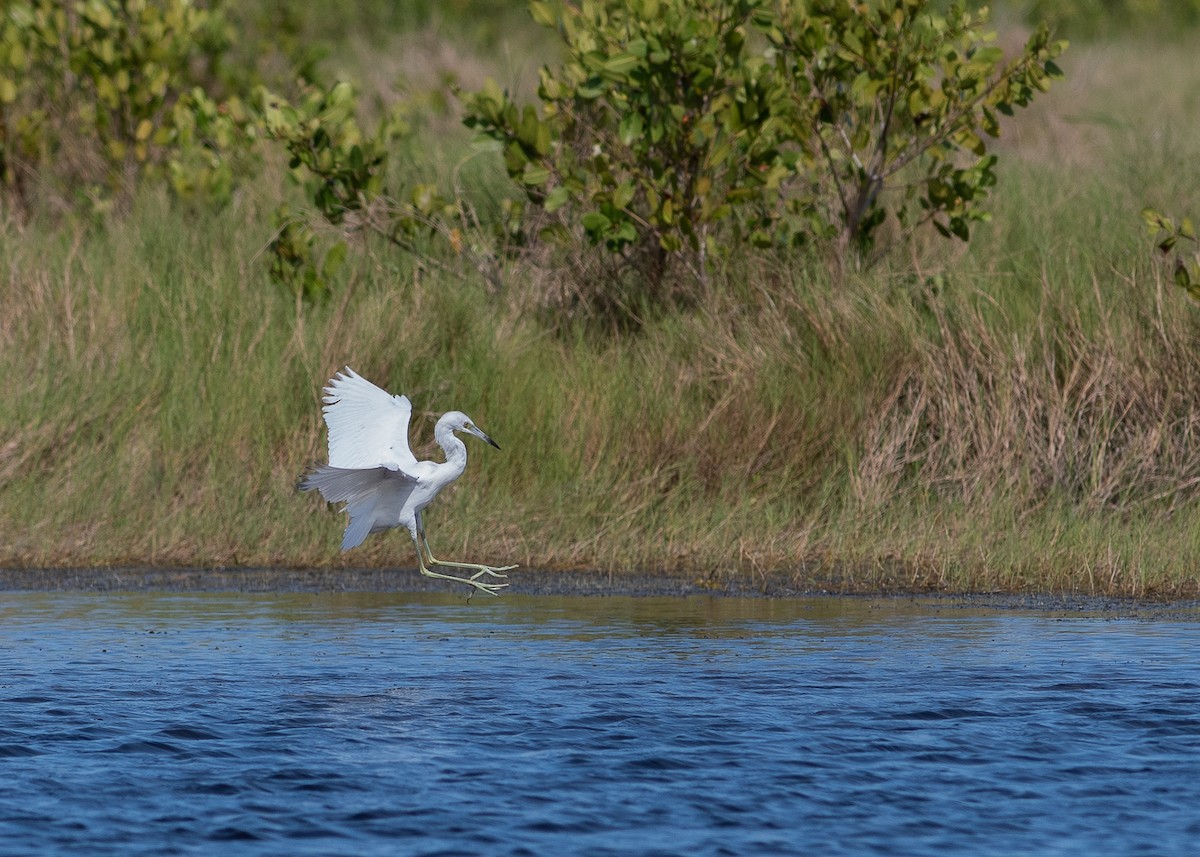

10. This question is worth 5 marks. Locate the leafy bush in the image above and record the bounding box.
[0,0,258,209]
[259,77,511,300]
[766,0,1064,250]
[462,0,1066,309]
[0,0,499,299]
[165,87,261,205]
[259,82,397,299]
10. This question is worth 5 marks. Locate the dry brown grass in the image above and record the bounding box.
[853,270,1200,512]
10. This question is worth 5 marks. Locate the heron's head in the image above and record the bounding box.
[444,411,500,450]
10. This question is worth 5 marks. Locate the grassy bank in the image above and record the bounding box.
[3,14,1200,596]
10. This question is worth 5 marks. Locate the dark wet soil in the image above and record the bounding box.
[3,566,1200,619]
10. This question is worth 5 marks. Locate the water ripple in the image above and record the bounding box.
[1,592,1200,855]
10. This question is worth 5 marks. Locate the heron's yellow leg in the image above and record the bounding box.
[417,520,517,581]
[410,536,509,596]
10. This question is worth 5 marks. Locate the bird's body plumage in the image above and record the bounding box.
[300,368,514,595]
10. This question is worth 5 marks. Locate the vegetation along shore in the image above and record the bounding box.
[3,0,1200,597]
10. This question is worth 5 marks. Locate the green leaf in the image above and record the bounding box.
[544,186,571,212]
[613,180,635,210]
[528,0,557,28]
[538,223,573,244]
[576,82,605,99]
[1175,260,1191,292]
[1186,270,1200,302]
[518,105,543,149]
[603,52,640,77]
[322,241,348,280]
[632,0,660,20]
[618,112,643,146]
[581,211,611,233]
[83,0,115,30]
[1141,207,1169,232]
[328,81,355,108]
[521,162,551,186]
[412,183,438,213]
[958,129,985,156]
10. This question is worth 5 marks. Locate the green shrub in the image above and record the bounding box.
[259,81,436,299]
[165,87,261,205]
[462,0,1065,309]
[767,0,1064,250]
[0,0,257,209]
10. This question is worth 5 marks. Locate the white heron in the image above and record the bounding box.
[300,367,515,596]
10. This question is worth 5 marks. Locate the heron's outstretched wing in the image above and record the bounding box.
[321,367,418,470]
[299,464,418,551]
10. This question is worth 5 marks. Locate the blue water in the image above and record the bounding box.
[2,591,1200,856]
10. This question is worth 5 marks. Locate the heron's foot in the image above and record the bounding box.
[418,565,510,597]
[428,557,519,580]
[463,577,510,598]
[467,564,519,581]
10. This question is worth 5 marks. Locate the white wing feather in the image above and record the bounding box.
[321,367,418,470]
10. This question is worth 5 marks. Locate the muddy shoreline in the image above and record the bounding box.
[3,566,1200,618]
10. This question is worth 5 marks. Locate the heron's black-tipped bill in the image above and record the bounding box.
[465,423,501,450]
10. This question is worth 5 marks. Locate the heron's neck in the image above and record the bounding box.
[434,418,467,476]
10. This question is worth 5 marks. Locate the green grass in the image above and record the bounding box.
[3,19,1200,596]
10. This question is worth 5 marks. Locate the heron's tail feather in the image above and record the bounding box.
[299,464,371,504]
[301,463,416,552]
[300,465,378,551]
[341,497,376,551]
